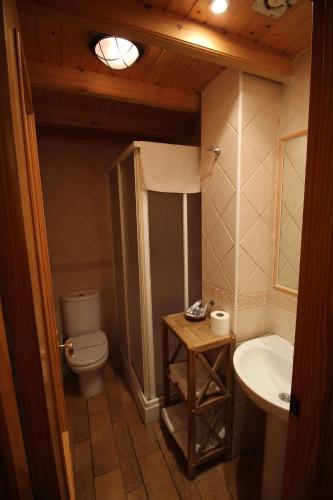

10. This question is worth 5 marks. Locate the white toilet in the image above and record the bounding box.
[62,289,109,398]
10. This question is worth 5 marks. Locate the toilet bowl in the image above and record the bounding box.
[62,289,109,398]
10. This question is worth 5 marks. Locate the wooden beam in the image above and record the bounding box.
[28,61,200,113]
[19,0,294,83]
[34,104,197,141]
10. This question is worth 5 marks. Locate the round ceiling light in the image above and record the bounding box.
[91,34,143,70]
[209,0,229,14]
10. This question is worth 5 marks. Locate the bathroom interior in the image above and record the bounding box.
[0,0,321,499]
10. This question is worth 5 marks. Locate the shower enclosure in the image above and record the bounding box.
[109,141,201,422]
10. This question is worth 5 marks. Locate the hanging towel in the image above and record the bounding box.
[135,141,200,194]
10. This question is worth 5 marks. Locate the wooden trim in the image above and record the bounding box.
[0,5,63,495]
[19,0,294,83]
[273,129,308,297]
[0,2,74,494]
[34,103,197,140]
[0,301,33,499]
[283,1,333,497]
[187,349,196,480]
[28,60,200,113]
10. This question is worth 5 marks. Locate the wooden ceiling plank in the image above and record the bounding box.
[19,12,40,61]
[36,17,62,65]
[269,20,312,55]
[61,23,85,68]
[127,45,164,82]
[28,60,200,112]
[203,0,253,30]
[19,0,294,83]
[34,104,196,139]
[258,0,312,48]
[158,53,196,89]
[187,0,212,24]
[165,0,196,17]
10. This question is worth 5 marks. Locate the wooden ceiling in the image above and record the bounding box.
[20,16,223,93]
[142,0,312,56]
[18,0,312,144]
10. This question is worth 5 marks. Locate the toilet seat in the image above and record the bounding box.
[66,330,108,367]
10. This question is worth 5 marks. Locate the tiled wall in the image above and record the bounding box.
[201,68,239,329]
[201,50,310,456]
[237,73,280,340]
[39,138,122,349]
[271,49,311,343]
[202,70,281,342]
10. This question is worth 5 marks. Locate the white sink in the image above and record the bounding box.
[233,335,293,420]
[233,335,294,500]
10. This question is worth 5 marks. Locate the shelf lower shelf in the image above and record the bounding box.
[168,359,220,400]
[161,401,226,459]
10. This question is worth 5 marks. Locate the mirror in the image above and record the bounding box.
[274,130,308,294]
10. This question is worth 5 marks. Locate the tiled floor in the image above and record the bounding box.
[64,357,262,500]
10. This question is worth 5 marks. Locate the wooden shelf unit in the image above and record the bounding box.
[161,313,235,479]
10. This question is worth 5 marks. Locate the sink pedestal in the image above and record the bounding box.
[261,414,288,500]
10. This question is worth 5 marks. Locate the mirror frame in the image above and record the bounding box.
[273,129,308,296]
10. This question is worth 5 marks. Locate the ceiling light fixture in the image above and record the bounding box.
[209,0,229,14]
[91,34,144,70]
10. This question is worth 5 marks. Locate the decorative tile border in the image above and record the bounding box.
[203,280,235,307]
[237,290,272,310]
[272,289,297,313]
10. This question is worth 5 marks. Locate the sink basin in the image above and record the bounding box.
[233,335,294,500]
[233,335,293,420]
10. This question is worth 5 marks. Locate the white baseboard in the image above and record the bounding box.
[119,350,163,424]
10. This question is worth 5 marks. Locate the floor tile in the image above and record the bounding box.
[113,420,143,493]
[139,451,179,500]
[95,469,126,500]
[66,357,262,500]
[88,387,109,415]
[106,377,125,423]
[74,397,89,443]
[126,486,147,500]
[74,439,95,499]
[90,410,119,476]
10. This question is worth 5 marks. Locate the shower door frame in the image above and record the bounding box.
[110,143,157,419]
[109,142,193,421]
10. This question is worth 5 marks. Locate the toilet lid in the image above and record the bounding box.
[66,330,108,367]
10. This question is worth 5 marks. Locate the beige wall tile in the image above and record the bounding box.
[39,137,122,348]
[236,305,271,342]
[271,305,297,343]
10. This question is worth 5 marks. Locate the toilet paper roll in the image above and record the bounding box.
[210,310,230,335]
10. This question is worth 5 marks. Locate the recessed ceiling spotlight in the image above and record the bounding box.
[90,34,144,70]
[210,0,229,14]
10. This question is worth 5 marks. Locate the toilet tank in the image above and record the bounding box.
[62,289,101,336]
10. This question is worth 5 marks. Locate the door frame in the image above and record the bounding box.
[0,0,74,497]
[0,299,33,499]
[283,0,333,497]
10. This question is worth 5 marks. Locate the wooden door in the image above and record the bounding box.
[0,299,33,499]
[283,0,333,498]
[0,0,74,497]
